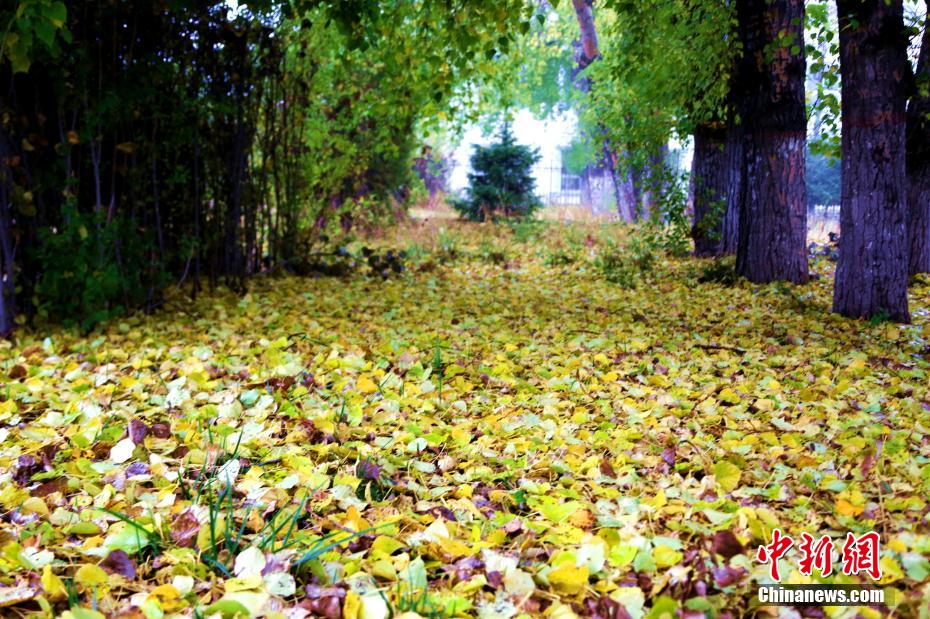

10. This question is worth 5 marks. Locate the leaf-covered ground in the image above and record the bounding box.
[2,221,930,619]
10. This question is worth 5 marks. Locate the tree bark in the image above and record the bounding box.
[735,0,809,283]
[571,0,633,221]
[833,0,910,322]
[572,0,600,67]
[0,123,16,337]
[641,144,669,221]
[907,1,930,276]
[692,121,741,256]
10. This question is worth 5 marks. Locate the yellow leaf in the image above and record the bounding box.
[148,584,183,611]
[643,490,667,510]
[717,388,740,405]
[549,602,581,619]
[357,375,379,394]
[371,536,405,557]
[370,558,397,581]
[548,563,589,595]
[343,591,361,619]
[41,565,67,601]
[879,555,904,584]
[835,499,863,517]
[714,461,742,492]
[22,497,49,517]
[567,509,596,529]
[653,544,683,568]
[74,564,108,588]
[224,575,263,592]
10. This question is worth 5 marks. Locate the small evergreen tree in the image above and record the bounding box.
[453,125,542,221]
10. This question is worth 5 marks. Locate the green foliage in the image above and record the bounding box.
[507,219,546,243]
[1,0,70,72]
[561,137,599,175]
[694,255,739,286]
[476,240,509,265]
[545,247,579,267]
[639,169,692,258]
[806,1,842,159]
[31,206,162,330]
[0,0,542,332]
[596,236,656,289]
[807,150,841,207]
[453,125,542,222]
[435,228,462,261]
[590,0,738,162]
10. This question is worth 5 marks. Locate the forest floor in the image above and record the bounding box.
[1,219,929,619]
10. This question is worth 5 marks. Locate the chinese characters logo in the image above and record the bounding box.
[756,529,882,581]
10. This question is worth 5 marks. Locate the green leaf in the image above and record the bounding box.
[45,2,67,28]
[203,599,251,619]
[34,20,55,49]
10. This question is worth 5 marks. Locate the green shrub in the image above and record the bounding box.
[596,236,657,289]
[694,255,738,285]
[31,206,163,330]
[508,219,546,244]
[435,228,461,262]
[452,124,542,222]
[640,169,691,257]
[544,248,578,266]
[476,241,508,265]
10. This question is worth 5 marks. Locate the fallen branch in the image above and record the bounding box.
[693,343,748,354]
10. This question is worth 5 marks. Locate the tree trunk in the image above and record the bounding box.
[832,0,910,322]
[735,0,809,283]
[602,143,629,219]
[0,123,16,337]
[0,180,14,338]
[571,0,633,221]
[907,1,930,276]
[692,121,741,256]
[629,164,644,222]
[642,143,669,220]
[572,0,599,67]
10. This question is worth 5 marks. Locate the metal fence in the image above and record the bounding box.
[535,165,583,206]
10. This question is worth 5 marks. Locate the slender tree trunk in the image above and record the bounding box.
[642,143,669,220]
[629,164,644,222]
[735,0,809,283]
[833,0,910,321]
[602,143,629,219]
[0,127,15,337]
[907,1,930,276]
[571,0,632,221]
[572,0,600,64]
[692,121,742,256]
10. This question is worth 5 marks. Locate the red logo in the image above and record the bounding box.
[756,530,882,582]
[798,533,834,577]
[841,531,882,580]
[756,528,794,581]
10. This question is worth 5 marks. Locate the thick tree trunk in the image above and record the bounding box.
[692,121,741,256]
[907,1,930,276]
[735,0,809,283]
[832,0,910,322]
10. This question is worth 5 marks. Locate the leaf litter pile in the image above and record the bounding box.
[2,221,930,619]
